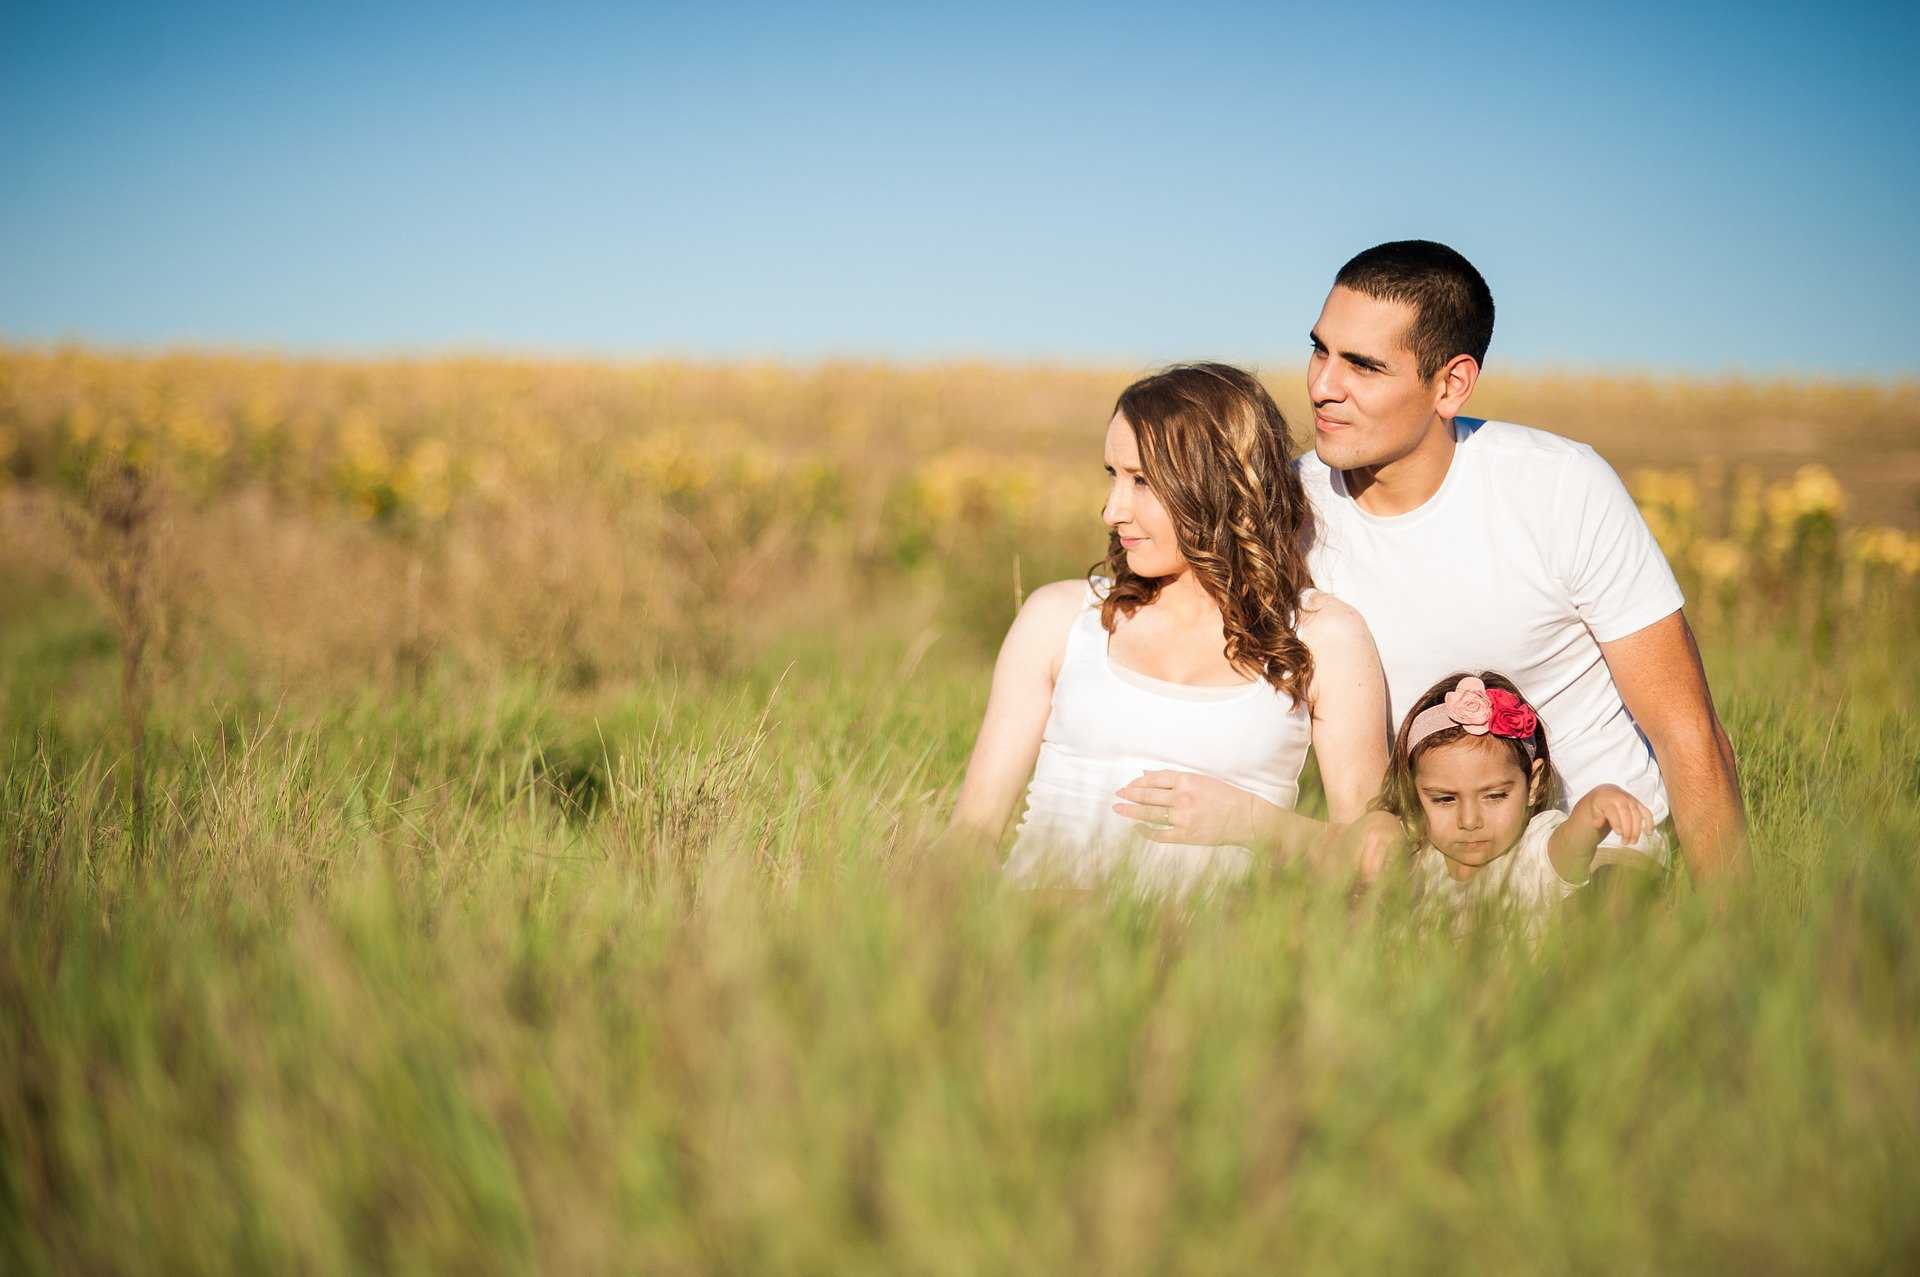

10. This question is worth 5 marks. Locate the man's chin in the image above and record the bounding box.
[1314,437,1365,471]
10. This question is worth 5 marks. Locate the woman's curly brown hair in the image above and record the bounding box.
[1095,363,1316,703]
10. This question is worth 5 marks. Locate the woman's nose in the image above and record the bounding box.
[1102,479,1128,526]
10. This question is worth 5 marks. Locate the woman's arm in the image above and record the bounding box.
[1546,785,1655,885]
[946,580,1084,848]
[1299,595,1391,827]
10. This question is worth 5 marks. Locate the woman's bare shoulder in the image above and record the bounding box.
[1295,591,1379,660]
[1026,577,1094,611]
[1001,578,1093,652]
[1016,578,1093,628]
[1297,587,1374,637]
[1296,592,1387,726]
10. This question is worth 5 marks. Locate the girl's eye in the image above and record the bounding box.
[1487,791,1510,801]
[1431,795,1454,805]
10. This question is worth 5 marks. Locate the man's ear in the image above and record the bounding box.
[1434,353,1480,418]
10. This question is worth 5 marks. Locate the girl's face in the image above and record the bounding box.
[1414,735,1541,870]
[1102,413,1186,578]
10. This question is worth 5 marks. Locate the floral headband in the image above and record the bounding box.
[1407,676,1540,759]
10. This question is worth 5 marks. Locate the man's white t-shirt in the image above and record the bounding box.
[1302,418,1684,852]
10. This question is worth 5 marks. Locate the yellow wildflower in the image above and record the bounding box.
[1691,539,1748,587]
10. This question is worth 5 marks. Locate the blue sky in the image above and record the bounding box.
[4,1,1917,374]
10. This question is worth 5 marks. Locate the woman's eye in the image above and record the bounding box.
[1133,476,1148,487]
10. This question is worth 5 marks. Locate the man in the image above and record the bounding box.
[1302,240,1745,880]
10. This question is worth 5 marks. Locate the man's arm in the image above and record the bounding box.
[1599,610,1748,880]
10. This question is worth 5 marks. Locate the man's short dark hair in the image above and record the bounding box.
[1334,240,1494,381]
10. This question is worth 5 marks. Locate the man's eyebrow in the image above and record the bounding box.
[1309,329,1392,373]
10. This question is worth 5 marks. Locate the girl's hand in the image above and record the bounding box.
[1114,771,1259,845]
[1572,784,1656,847]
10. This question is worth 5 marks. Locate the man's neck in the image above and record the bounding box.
[1343,417,1458,517]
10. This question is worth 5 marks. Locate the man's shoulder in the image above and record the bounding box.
[1458,418,1603,469]
[1458,419,1632,511]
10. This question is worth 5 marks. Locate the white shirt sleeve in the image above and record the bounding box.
[1553,447,1686,643]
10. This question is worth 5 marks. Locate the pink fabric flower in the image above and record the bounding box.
[1442,676,1493,735]
[1486,688,1539,740]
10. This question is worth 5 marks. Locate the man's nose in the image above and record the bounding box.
[1308,357,1344,407]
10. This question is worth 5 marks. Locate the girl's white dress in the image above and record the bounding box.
[1411,808,1582,929]
[1001,581,1315,897]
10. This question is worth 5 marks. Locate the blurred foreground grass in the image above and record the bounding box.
[3,349,1918,1271]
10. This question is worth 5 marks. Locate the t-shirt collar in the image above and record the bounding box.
[1330,417,1476,527]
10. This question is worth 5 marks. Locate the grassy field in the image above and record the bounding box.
[3,349,1919,1272]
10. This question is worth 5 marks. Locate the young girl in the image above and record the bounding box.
[946,363,1389,896]
[1373,671,1657,922]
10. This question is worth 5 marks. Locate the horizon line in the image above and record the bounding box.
[3,337,1918,390]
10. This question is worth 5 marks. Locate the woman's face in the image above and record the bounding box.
[1414,735,1539,869]
[1103,413,1186,578]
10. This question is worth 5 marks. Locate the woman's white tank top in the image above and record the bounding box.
[1002,581,1316,896]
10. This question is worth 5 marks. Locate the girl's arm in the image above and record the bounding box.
[1546,784,1656,884]
[946,581,1084,848]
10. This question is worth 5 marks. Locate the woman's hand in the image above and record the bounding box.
[1339,808,1409,883]
[1114,770,1261,845]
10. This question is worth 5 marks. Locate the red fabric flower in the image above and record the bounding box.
[1485,688,1538,741]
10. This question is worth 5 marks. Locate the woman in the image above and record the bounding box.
[948,363,1389,895]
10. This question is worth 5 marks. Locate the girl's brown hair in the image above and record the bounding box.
[1096,363,1316,703]
[1370,670,1557,844]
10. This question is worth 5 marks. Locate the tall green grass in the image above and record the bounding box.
[3,351,1917,1270]
[4,564,1917,1273]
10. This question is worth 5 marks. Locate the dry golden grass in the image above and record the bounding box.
[2,345,1916,699]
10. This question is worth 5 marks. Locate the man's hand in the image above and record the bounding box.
[1114,770,1259,846]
